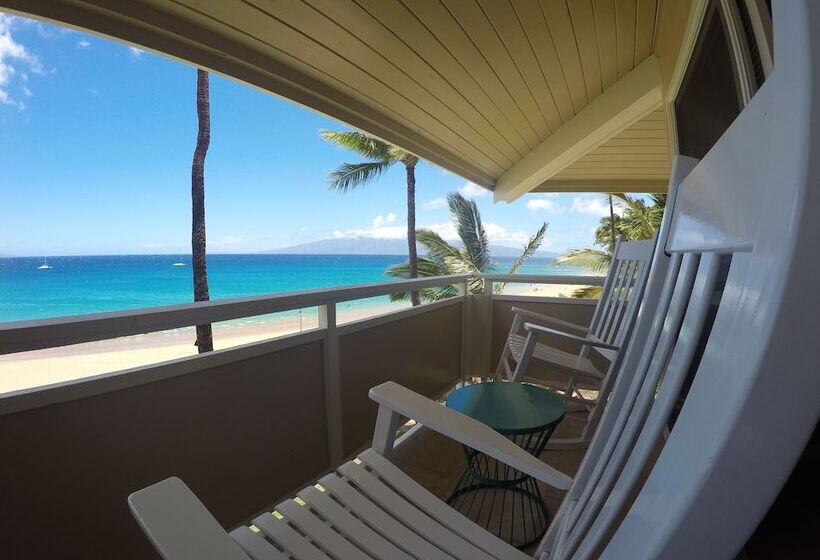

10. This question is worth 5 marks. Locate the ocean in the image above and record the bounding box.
[0,254,588,323]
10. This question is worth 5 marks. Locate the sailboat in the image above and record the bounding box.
[37,257,52,270]
[172,254,186,267]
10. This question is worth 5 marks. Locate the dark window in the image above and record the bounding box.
[674,4,744,158]
[735,0,767,88]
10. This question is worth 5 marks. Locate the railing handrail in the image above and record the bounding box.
[0,273,471,355]
[0,271,604,356]
[481,273,605,284]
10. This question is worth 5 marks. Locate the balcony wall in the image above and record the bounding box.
[0,335,328,559]
[339,301,463,455]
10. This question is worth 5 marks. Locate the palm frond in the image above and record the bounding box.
[385,258,457,302]
[320,130,393,161]
[415,229,466,268]
[448,192,490,272]
[506,222,547,275]
[555,248,610,274]
[327,161,392,192]
[494,222,548,293]
[385,258,450,279]
[571,285,602,299]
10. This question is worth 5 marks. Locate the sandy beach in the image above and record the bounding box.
[0,285,586,395]
[0,302,406,394]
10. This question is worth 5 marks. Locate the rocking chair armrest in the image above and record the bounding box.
[369,382,573,491]
[129,477,249,560]
[524,322,620,351]
[510,307,589,334]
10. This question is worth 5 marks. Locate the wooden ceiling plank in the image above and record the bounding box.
[409,0,542,149]
[564,161,671,169]
[536,178,668,192]
[513,0,576,123]
[634,0,658,63]
[612,129,667,139]
[478,0,563,133]
[592,145,670,154]
[541,0,589,113]
[580,153,670,161]
[441,0,550,142]
[555,166,670,172]
[352,0,531,159]
[568,0,604,103]
[494,56,663,202]
[593,0,619,90]
[249,0,511,169]
[602,138,668,147]
[615,0,637,76]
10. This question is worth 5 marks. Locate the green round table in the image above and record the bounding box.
[446,382,565,548]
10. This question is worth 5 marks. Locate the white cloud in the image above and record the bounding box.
[77,39,90,49]
[0,14,47,109]
[569,196,624,217]
[329,212,540,249]
[332,213,406,240]
[526,197,563,212]
[219,235,244,244]
[483,222,531,246]
[128,46,145,58]
[459,182,489,199]
[423,197,447,210]
[372,213,396,228]
[142,242,176,250]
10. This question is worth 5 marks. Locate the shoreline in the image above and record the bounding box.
[0,284,586,394]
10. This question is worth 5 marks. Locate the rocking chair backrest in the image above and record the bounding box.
[537,156,707,558]
[585,237,655,360]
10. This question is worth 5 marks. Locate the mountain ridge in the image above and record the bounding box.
[267,236,560,259]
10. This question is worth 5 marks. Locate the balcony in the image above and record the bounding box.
[0,272,602,558]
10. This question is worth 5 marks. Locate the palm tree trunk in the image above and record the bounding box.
[192,69,213,353]
[405,162,420,306]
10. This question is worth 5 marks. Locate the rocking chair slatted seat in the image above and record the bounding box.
[129,157,722,560]
[129,381,570,560]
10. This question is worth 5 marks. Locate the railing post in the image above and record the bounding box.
[318,302,344,466]
[458,280,469,385]
[482,276,494,377]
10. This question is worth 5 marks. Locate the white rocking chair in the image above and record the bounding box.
[495,236,655,448]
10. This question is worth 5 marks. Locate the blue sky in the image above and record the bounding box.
[0,12,624,257]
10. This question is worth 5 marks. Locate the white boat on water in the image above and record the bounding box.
[172,255,186,267]
[37,258,51,270]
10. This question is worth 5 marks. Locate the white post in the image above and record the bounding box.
[483,277,494,378]
[318,302,344,465]
[458,280,469,385]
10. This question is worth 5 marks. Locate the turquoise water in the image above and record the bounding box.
[0,254,587,322]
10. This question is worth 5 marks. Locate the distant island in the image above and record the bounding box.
[267,236,560,259]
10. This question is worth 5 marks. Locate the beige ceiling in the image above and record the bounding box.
[539,107,671,192]
[4,0,687,199]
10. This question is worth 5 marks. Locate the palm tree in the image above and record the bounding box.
[321,130,421,306]
[191,69,212,353]
[386,192,547,301]
[595,193,666,247]
[557,193,665,298]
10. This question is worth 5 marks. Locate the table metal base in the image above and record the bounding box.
[447,439,551,548]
